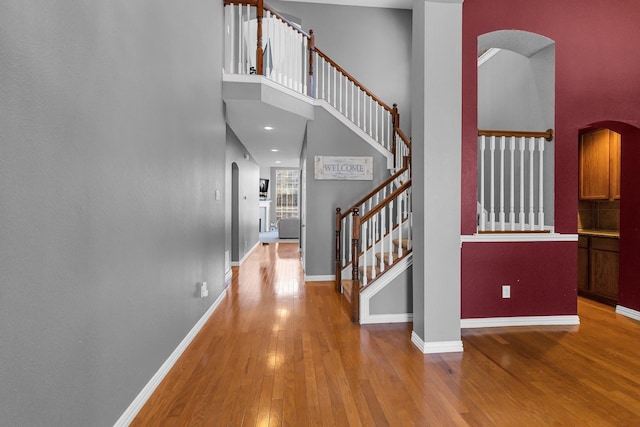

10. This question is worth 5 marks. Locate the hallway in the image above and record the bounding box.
[132,242,640,426]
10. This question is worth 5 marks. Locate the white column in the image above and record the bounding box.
[411,0,463,354]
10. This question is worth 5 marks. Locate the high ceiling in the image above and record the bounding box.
[279,0,412,9]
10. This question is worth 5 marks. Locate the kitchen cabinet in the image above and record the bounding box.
[579,128,621,201]
[578,232,619,306]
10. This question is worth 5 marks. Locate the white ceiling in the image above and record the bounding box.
[279,0,412,9]
[225,100,309,168]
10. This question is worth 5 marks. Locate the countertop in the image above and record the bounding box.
[578,229,620,238]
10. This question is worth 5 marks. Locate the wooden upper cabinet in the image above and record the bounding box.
[579,128,621,201]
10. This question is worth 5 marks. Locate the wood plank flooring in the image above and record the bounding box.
[132,242,640,426]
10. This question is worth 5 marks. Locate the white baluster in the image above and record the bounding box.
[479,135,486,231]
[380,206,386,272]
[489,136,496,231]
[237,5,242,73]
[499,136,506,230]
[375,104,379,143]
[509,136,516,230]
[528,137,535,229]
[397,196,403,258]
[519,137,525,230]
[538,137,545,230]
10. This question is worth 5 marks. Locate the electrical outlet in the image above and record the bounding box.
[502,285,511,298]
[200,281,209,298]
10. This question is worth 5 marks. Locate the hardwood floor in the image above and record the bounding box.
[132,242,640,426]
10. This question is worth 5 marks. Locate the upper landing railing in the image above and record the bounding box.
[223,0,409,170]
[477,128,554,232]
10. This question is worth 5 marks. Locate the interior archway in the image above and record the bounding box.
[579,121,640,312]
[477,30,556,230]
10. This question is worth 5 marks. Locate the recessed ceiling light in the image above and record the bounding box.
[275,160,281,164]
[271,149,279,152]
[264,126,274,130]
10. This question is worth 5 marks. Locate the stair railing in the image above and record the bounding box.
[223,0,400,157]
[335,130,411,323]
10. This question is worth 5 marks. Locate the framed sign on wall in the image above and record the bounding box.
[314,156,373,180]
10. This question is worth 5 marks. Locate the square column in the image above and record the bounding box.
[411,0,463,353]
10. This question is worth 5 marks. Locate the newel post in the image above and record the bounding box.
[351,208,361,323]
[256,0,264,75]
[335,208,342,293]
[307,30,315,97]
[392,103,399,160]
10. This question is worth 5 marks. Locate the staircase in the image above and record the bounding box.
[223,0,412,323]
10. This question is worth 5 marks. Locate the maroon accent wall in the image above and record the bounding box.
[462,242,577,318]
[461,0,640,316]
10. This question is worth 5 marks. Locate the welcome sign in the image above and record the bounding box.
[314,156,373,180]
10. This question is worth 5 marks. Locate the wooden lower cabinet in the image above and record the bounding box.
[578,234,619,305]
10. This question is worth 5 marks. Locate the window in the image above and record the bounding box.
[275,169,299,220]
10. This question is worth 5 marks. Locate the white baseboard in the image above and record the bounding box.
[361,313,413,325]
[113,290,227,426]
[224,268,233,285]
[616,305,640,322]
[461,315,580,328]
[304,274,335,282]
[231,241,260,267]
[411,332,464,354]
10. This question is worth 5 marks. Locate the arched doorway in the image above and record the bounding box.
[578,122,640,314]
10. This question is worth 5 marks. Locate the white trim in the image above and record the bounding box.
[114,290,227,427]
[361,313,413,325]
[461,233,578,244]
[231,241,260,267]
[461,315,580,328]
[477,47,501,67]
[224,268,233,285]
[359,255,413,324]
[314,98,395,169]
[411,332,464,354]
[304,274,335,282]
[616,305,640,322]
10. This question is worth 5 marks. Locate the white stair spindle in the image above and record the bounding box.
[499,136,506,230]
[479,135,486,231]
[362,221,367,286]
[380,207,386,272]
[538,137,545,230]
[509,136,516,230]
[519,137,526,230]
[489,136,496,231]
[397,197,403,258]
[528,137,535,229]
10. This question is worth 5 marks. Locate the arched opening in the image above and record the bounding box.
[477,30,555,231]
[231,162,240,262]
[577,121,640,312]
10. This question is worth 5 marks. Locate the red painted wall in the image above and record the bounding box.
[462,242,577,318]
[461,0,640,317]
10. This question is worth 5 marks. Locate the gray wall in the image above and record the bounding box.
[304,108,391,276]
[226,126,260,262]
[0,1,226,425]
[477,46,555,225]
[369,266,413,315]
[268,0,413,131]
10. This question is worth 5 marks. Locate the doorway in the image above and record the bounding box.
[577,127,621,306]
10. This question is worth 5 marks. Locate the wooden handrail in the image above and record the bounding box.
[361,180,412,223]
[478,128,554,141]
[339,166,409,220]
[313,47,393,114]
[263,4,311,38]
